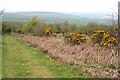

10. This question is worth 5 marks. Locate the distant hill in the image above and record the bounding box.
[2,12,117,25]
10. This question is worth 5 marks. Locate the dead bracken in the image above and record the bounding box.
[12,32,119,78]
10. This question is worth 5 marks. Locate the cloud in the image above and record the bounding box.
[0,0,119,12]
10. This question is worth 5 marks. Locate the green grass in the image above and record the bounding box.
[2,34,90,78]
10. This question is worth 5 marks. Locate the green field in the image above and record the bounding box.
[2,35,89,78]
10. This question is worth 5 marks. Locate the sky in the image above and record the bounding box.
[0,0,120,13]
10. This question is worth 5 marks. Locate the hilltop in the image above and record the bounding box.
[2,12,115,25]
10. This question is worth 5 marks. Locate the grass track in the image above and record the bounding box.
[2,35,89,78]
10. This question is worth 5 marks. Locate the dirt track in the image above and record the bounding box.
[12,33,119,78]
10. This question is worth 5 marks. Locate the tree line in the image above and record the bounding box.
[2,17,118,38]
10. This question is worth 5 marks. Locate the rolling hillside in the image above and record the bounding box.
[2,12,114,25]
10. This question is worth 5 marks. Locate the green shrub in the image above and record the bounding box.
[2,22,22,33]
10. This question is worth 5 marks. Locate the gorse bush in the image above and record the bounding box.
[44,26,52,36]
[90,30,105,43]
[63,32,87,45]
[90,30,118,47]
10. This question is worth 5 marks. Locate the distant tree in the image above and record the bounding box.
[34,23,46,36]
[61,21,70,32]
[69,24,78,32]
[2,22,22,33]
[55,24,61,33]
[78,25,87,34]
[86,22,98,34]
[22,17,43,35]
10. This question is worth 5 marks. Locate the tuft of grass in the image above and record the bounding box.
[16,69,32,77]
[108,64,116,69]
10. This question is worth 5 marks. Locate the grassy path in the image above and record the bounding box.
[2,35,54,78]
[2,35,88,78]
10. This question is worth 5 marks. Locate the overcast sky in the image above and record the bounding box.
[0,0,119,13]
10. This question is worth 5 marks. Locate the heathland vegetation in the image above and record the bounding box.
[3,16,118,46]
[2,16,119,78]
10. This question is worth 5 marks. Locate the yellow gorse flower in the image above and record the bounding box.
[64,32,87,44]
[108,37,118,44]
[44,27,52,36]
[90,33,97,40]
[90,30,118,47]
[94,30,105,33]
[103,32,110,41]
